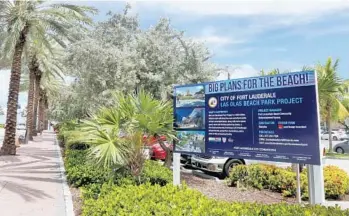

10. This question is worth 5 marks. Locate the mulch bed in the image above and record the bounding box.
[70,186,83,216]
[182,173,349,203]
[181,173,298,204]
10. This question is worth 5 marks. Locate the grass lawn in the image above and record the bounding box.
[325,151,349,159]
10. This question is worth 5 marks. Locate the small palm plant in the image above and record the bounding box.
[67,108,130,169]
[68,90,175,180]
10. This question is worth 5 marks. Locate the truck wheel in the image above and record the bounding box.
[223,159,243,177]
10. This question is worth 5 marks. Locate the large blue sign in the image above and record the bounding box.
[173,71,321,165]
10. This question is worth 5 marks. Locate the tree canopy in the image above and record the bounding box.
[50,6,217,120]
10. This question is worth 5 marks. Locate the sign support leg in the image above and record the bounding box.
[307,164,324,205]
[173,152,181,186]
[296,164,301,203]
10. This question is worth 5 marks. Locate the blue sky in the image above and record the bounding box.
[78,0,349,80]
[0,0,348,107]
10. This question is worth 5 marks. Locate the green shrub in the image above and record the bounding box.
[64,150,112,187]
[228,164,349,199]
[140,160,172,186]
[0,124,4,128]
[64,149,173,189]
[324,165,349,199]
[82,183,349,216]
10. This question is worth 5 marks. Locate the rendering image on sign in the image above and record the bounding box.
[176,131,205,153]
[173,71,321,165]
[175,85,205,107]
[175,108,205,129]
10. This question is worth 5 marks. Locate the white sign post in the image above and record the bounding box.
[307,165,325,204]
[173,152,181,185]
[296,164,302,203]
[307,71,325,205]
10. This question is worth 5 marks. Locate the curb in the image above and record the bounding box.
[324,201,349,210]
[179,166,222,182]
[54,136,75,216]
[323,157,349,161]
[192,170,222,182]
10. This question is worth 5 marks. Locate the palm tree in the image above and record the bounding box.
[114,90,176,168]
[259,68,281,76]
[30,41,65,138]
[25,56,37,141]
[317,58,349,153]
[68,90,175,175]
[20,59,64,139]
[0,1,96,155]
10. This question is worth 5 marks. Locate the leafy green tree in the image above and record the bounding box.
[317,58,349,152]
[61,5,216,118]
[0,1,96,154]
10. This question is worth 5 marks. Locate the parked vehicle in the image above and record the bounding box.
[332,128,346,135]
[143,135,173,160]
[180,154,192,165]
[16,123,26,130]
[149,142,173,160]
[18,134,25,144]
[333,140,349,154]
[190,154,245,177]
[340,133,349,141]
[321,131,342,141]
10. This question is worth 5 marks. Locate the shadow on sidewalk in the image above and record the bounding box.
[1,175,62,184]
[0,131,64,203]
[1,181,53,202]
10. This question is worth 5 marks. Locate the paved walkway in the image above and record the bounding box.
[0,131,73,216]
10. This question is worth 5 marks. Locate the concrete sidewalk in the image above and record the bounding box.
[0,131,73,216]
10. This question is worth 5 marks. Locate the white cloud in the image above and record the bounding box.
[193,35,244,46]
[136,1,349,43]
[264,61,313,72]
[193,26,245,46]
[149,1,349,17]
[215,64,260,81]
[191,26,250,58]
[288,24,349,39]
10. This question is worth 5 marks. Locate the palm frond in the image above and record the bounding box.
[334,98,349,121]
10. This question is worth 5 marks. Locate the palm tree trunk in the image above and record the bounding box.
[44,98,48,130]
[0,27,28,155]
[32,73,41,136]
[25,58,38,142]
[155,135,172,168]
[327,106,333,153]
[39,90,45,134]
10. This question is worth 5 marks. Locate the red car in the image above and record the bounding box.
[143,135,173,160]
[149,142,173,160]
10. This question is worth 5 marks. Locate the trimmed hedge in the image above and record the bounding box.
[64,149,112,187]
[140,160,172,186]
[64,149,173,188]
[82,183,349,216]
[227,164,349,199]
